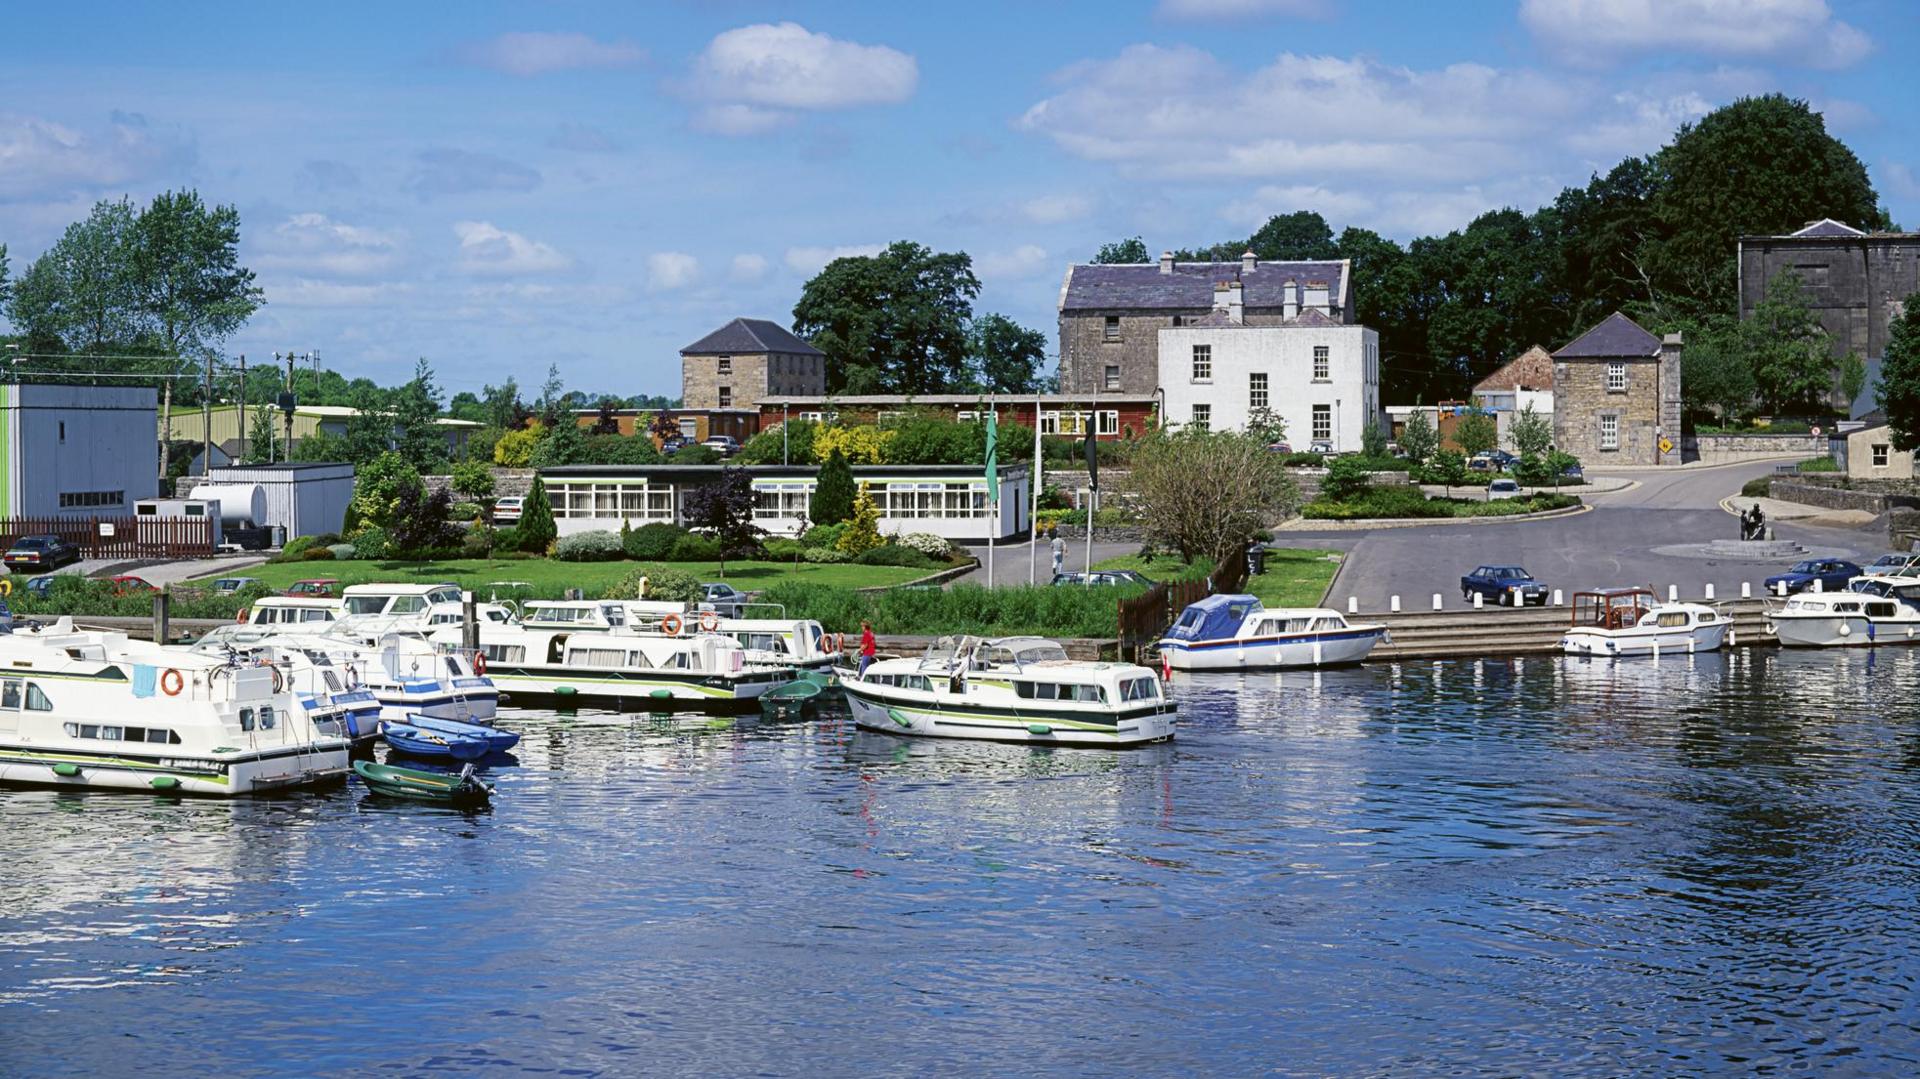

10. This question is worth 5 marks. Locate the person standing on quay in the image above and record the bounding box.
[1050,528,1066,577]
[858,620,877,678]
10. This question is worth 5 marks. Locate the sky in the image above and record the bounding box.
[2,0,1916,399]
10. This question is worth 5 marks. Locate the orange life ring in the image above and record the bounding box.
[236,608,248,624]
[473,652,487,676]
[160,668,184,696]
[829,632,844,654]
[661,613,684,636]
[699,610,719,632]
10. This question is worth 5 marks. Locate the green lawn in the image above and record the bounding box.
[1095,547,1341,608]
[197,558,930,597]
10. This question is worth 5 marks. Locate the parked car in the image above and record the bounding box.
[285,578,342,598]
[1486,478,1522,501]
[3,534,81,571]
[1308,440,1335,455]
[23,575,57,598]
[701,435,741,456]
[660,436,688,456]
[1265,441,1293,454]
[1764,559,1864,595]
[1050,570,1155,588]
[210,576,262,595]
[1460,565,1549,606]
[1560,463,1585,481]
[104,575,158,595]
[1469,450,1519,472]
[697,582,748,619]
[492,496,525,527]
[1861,552,1920,578]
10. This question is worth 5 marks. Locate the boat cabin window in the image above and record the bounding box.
[443,656,465,678]
[629,651,653,669]
[601,605,627,627]
[1655,612,1690,628]
[1310,617,1341,631]
[303,609,334,622]
[239,707,255,731]
[1012,642,1071,664]
[345,597,389,615]
[480,644,526,663]
[24,683,52,711]
[1832,602,1861,613]
[1172,608,1207,633]
[1696,612,1716,622]
[64,723,180,744]
[259,706,276,730]
[1867,602,1898,618]
[735,632,786,653]
[388,596,428,614]
[428,587,460,606]
[1118,677,1158,702]
[1019,682,1105,702]
[1,679,20,709]
[572,647,629,667]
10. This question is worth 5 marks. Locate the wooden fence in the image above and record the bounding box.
[0,516,214,560]
[1116,542,1250,661]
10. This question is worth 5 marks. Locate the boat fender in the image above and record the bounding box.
[555,686,578,697]
[887,708,913,728]
[1727,629,1736,647]
[52,762,81,777]
[160,668,185,696]
[1027,723,1054,736]
[662,613,684,636]
[0,579,10,597]
[150,776,180,791]
[699,610,719,632]
[649,689,673,699]
[828,632,844,655]
[1838,624,1851,637]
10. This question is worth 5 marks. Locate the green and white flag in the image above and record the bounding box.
[984,410,999,502]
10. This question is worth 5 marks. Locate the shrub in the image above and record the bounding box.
[1281,452,1326,467]
[276,535,319,560]
[451,459,496,503]
[669,533,723,561]
[623,522,685,560]
[801,521,847,549]
[838,485,882,554]
[515,477,557,553]
[672,444,721,465]
[493,422,543,467]
[601,565,703,603]
[803,547,850,563]
[449,501,483,521]
[352,526,391,560]
[1321,456,1374,502]
[300,546,336,561]
[897,532,952,558]
[739,420,817,465]
[1742,476,1774,498]
[814,424,893,464]
[764,537,806,560]
[555,529,626,562]
[854,544,940,569]
[811,450,856,525]
[460,527,496,559]
[327,543,358,560]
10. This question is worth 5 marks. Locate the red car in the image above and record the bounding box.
[285,578,342,598]
[104,575,159,595]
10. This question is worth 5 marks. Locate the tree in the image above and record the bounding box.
[345,452,425,535]
[811,448,856,525]
[968,313,1047,394]
[493,421,543,467]
[130,189,262,358]
[515,476,557,553]
[1092,237,1149,264]
[1676,316,1757,422]
[289,428,349,463]
[1510,404,1553,458]
[530,417,587,467]
[450,460,495,504]
[1745,269,1833,414]
[0,242,8,302]
[1426,449,1471,497]
[388,485,463,559]
[1246,211,1339,261]
[683,467,764,574]
[837,484,883,555]
[1454,411,1498,457]
[1877,294,1920,452]
[340,383,396,465]
[590,398,622,435]
[1245,407,1286,446]
[1131,429,1299,564]
[536,363,565,425]
[792,240,980,394]
[1321,456,1373,503]
[246,406,279,463]
[1399,410,1438,464]
[7,198,142,353]
[481,378,524,429]
[390,358,446,472]
[738,419,817,465]
[1361,419,1389,458]
[1839,351,1868,412]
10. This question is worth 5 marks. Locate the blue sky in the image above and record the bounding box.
[2,1,1915,399]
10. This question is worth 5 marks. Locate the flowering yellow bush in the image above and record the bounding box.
[813,424,894,465]
[493,421,544,467]
[837,484,883,554]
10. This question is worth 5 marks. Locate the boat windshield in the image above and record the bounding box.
[344,596,389,615]
[1010,641,1069,664]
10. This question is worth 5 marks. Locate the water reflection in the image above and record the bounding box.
[7,655,1920,1073]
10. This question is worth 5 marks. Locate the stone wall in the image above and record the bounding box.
[1686,433,1826,462]
[1059,312,1190,396]
[1771,478,1920,514]
[1738,233,1920,363]
[1555,356,1663,465]
[423,468,535,501]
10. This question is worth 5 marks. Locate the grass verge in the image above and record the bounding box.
[192,558,928,596]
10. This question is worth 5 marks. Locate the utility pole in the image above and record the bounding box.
[202,352,213,483]
[236,354,247,464]
[283,350,297,461]
[158,378,172,492]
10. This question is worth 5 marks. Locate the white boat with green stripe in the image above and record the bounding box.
[843,636,1175,747]
[0,618,351,796]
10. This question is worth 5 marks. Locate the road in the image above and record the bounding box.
[955,537,1141,587]
[1286,459,1885,612]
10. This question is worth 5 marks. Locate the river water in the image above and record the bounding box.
[5,648,1920,1076]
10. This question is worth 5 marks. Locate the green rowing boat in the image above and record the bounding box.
[353,759,493,804]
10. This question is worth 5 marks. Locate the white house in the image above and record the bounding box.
[1157,286,1381,451]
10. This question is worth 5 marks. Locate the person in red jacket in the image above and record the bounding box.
[858,620,877,678]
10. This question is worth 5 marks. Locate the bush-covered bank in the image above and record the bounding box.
[1302,488,1580,520]
[758,581,1135,639]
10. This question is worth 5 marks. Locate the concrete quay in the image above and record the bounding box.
[1362,599,1775,661]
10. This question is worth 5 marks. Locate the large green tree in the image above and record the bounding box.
[967,313,1048,394]
[1247,211,1339,261]
[6,198,142,353]
[1744,269,1834,414]
[1876,294,1920,452]
[389,358,447,472]
[1092,237,1148,264]
[792,240,981,394]
[130,190,262,358]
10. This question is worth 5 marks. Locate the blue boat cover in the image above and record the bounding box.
[1164,594,1262,642]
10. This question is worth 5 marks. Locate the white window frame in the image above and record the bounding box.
[1249,372,1269,411]
[1606,362,1627,393]
[717,356,731,375]
[1599,414,1620,450]
[1873,443,1890,467]
[1190,404,1211,432]
[717,386,732,407]
[1191,344,1212,383]
[1097,410,1119,436]
[1311,405,1331,442]
[1103,316,1121,341]
[1312,346,1329,381]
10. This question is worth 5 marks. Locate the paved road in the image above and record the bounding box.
[955,538,1140,587]
[1286,459,1886,612]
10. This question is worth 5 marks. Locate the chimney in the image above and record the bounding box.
[1159,251,1174,275]
[1282,278,1298,321]
[1228,280,1244,324]
[1242,250,1257,274]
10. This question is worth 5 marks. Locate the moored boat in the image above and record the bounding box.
[1767,574,1920,647]
[842,636,1174,746]
[353,759,492,804]
[1157,594,1386,671]
[381,720,489,761]
[402,713,521,751]
[1560,588,1732,657]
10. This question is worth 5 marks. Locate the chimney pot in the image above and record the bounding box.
[1159,251,1174,275]
[1242,250,1256,273]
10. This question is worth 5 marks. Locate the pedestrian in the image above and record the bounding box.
[858,620,877,679]
[1050,528,1066,577]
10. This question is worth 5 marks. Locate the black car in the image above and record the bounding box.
[4,534,81,571]
[1460,564,1549,605]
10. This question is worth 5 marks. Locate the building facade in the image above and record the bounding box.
[1552,313,1682,467]
[163,404,480,462]
[0,384,158,517]
[1155,303,1380,452]
[539,463,1030,543]
[1057,251,1351,396]
[680,318,827,411]
[757,394,1159,440]
[572,408,762,446]
[1840,415,1916,481]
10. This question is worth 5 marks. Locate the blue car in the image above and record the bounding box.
[1764,559,1862,595]
[1461,564,1549,606]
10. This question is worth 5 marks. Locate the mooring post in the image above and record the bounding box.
[152,589,171,644]
[1742,582,1752,599]
[1473,591,1483,609]
[1813,578,1823,593]
[1667,584,1678,602]
[1347,597,1358,614]
[1704,583,1716,601]
[462,590,478,654]
[1552,588,1563,606]
[1430,593,1440,611]
[1391,594,1402,612]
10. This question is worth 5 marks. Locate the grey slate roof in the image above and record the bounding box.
[1791,218,1866,238]
[1554,312,1660,359]
[1061,259,1348,312]
[681,318,824,356]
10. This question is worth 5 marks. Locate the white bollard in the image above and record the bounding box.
[1347,596,1358,614]
[1704,583,1715,601]
[1391,594,1402,612]
[1742,582,1752,599]
[1813,578,1823,593]
[1552,588,1563,606]
[1432,593,1442,611]
[1668,584,1678,602]
[1777,581,1788,597]
[1473,591,1484,609]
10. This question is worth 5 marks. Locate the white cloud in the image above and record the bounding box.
[1157,0,1327,19]
[647,251,699,291]
[730,253,769,281]
[1519,0,1871,69]
[783,243,883,274]
[975,244,1051,280]
[463,32,645,76]
[1883,162,1920,202]
[1221,185,1375,229]
[0,111,194,202]
[1561,91,1714,158]
[1021,194,1092,225]
[254,212,402,278]
[267,280,408,308]
[689,22,916,132]
[452,220,570,275]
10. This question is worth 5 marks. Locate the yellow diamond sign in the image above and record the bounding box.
[1659,436,1674,454]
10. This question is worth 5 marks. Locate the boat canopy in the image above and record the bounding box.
[1164,594,1262,642]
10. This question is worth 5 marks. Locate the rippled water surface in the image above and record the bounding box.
[7,649,1920,1075]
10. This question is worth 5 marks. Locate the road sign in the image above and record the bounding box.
[1658,436,1674,454]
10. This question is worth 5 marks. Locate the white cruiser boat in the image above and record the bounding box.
[429,607,793,712]
[328,583,513,643]
[1767,575,1920,647]
[0,617,350,795]
[1560,589,1732,657]
[842,636,1175,746]
[520,598,839,674]
[188,635,385,744]
[1156,594,1386,671]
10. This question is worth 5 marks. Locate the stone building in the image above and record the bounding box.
[1552,313,1681,467]
[1738,219,1920,413]
[680,318,826,411]
[1056,251,1350,395]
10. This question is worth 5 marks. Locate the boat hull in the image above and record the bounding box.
[844,686,1174,747]
[0,741,350,796]
[484,664,791,713]
[1159,627,1384,671]
[1771,614,1920,648]
[371,682,499,724]
[1560,622,1731,657]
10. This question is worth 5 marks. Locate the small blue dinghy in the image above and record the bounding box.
[403,714,521,752]
[382,721,489,761]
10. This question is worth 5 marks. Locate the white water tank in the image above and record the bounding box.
[188,484,269,528]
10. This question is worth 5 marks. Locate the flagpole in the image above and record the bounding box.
[1029,387,1041,585]
[1083,393,1096,582]
[985,398,997,587]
